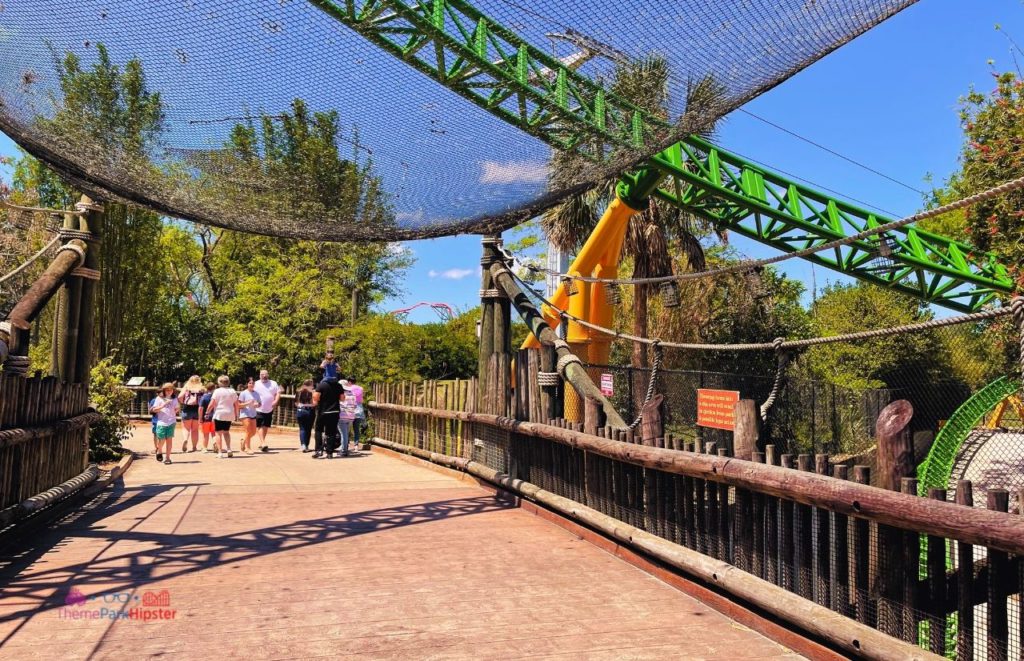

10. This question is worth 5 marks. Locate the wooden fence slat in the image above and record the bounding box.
[925,487,946,656]
[986,489,1010,660]
[955,481,975,660]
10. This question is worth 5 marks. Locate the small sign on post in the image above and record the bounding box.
[696,388,740,430]
[600,373,614,396]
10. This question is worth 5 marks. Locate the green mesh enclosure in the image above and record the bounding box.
[0,0,917,240]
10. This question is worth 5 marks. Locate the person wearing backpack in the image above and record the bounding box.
[179,375,205,453]
[198,382,217,453]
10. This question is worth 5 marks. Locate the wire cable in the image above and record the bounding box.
[498,262,1013,352]
[507,173,1024,286]
[736,108,929,196]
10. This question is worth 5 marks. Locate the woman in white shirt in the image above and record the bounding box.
[238,377,262,455]
[210,375,240,458]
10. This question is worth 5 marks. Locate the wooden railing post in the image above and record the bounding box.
[732,398,759,459]
[73,196,103,385]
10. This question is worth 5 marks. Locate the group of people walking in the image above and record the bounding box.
[296,351,366,458]
[147,359,366,464]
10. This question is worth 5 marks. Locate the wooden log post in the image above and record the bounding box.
[830,464,850,616]
[478,236,497,411]
[489,261,625,428]
[640,394,664,446]
[876,399,915,491]
[732,398,759,460]
[583,396,605,436]
[71,197,104,384]
[491,238,512,417]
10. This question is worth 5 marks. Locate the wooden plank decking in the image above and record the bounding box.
[0,424,803,660]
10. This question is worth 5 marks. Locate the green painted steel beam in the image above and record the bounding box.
[308,0,669,154]
[633,139,1014,312]
[310,0,1015,312]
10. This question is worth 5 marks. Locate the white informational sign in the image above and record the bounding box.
[600,373,614,396]
[126,377,146,386]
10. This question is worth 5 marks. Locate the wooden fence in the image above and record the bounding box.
[369,382,1024,660]
[0,373,92,512]
[125,379,475,431]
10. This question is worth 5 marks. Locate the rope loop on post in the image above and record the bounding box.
[58,228,101,244]
[555,351,582,376]
[56,242,86,265]
[3,354,30,375]
[74,200,105,213]
[536,371,560,387]
[479,288,506,299]
[70,267,101,281]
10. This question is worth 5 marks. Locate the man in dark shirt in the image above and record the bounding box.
[311,377,343,458]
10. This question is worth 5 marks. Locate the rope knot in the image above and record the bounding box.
[1011,296,1024,325]
[772,336,785,352]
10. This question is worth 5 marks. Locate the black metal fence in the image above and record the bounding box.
[589,364,971,456]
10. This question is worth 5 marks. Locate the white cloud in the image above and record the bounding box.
[387,242,413,257]
[428,268,474,280]
[479,160,548,185]
[395,208,426,224]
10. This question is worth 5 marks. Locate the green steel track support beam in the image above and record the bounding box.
[308,0,668,153]
[310,0,1015,312]
[625,138,1014,312]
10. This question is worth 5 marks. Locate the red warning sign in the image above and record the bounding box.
[696,389,740,431]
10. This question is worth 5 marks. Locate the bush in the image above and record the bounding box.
[88,358,133,462]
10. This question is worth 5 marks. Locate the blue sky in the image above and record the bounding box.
[372,0,1024,321]
[2,0,1022,322]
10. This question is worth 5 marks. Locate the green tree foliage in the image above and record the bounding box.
[954,72,1024,276]
[803,283,942,389]
[333,308,482,384]
[13,44,167,362]
[87,358,133,461]
[6,47,413,386]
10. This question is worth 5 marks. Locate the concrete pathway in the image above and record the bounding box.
[0,423,803,660]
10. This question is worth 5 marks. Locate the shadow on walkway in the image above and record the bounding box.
[0,479,513,637]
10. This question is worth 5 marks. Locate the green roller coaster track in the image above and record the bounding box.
[916,375,1019,496]
[310,0,1015,312]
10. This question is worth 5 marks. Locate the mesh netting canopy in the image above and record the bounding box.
[0,0,916,241]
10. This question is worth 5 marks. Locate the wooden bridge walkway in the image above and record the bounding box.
[0,425,803,660]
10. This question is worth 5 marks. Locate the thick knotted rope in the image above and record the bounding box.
[628,340,663,431]
[536,371,560,387]
[56,242,86,265]
[3,355,30,375]
[58,228,102,243]
[1011,296,1024,383]
[759,337,791,422]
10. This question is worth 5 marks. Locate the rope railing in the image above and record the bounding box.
[499,263,1015,352]
[505,173,1024,286]
[0,236,60,284]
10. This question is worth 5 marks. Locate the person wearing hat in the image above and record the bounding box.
[150,383,180,465]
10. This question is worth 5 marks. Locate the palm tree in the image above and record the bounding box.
[541,57,726,412]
